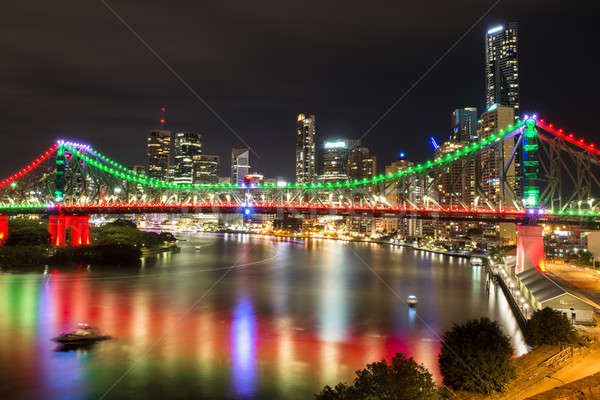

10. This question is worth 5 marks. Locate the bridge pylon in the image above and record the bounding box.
[515,224,545,274]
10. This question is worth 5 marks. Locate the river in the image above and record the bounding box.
[0,233,527,399]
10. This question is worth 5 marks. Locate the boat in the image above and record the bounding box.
[470,256,484,266]
[52,324,111,344]
[407,295,418,307]
[195,246,203,250]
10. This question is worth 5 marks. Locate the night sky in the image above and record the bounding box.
[2,1,599,180]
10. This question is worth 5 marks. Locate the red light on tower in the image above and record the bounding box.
[161,107,166,112]
[160,118,165,124]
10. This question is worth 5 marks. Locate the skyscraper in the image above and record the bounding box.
[485,23,519,116]
[319,139,359,183]
[451,107,478,142]
[296,114,316,184]
[195,154,219,184]
[231,148,250,185]
[173,132,202,185]
[147,129,171,180]
[477,105,517,208]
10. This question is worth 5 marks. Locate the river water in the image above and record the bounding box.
[0,233,527,399]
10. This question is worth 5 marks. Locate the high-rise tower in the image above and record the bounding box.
[485,23,519,116]
[147,107,171,180]
[451,107,478,142]
[173,132,202,185]
[296,114,316,184]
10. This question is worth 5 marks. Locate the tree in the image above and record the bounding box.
[315,352,438,400]
[5,218,50,246]
[438,317,515,394]
[525,307,577,347]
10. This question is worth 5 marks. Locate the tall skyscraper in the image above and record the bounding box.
[319,139,359,183]
[147,129,171,180]
[477,105,517,208]
[485,23,519,116]
[451,107,478,142]
[296,114,316,184]
[231,148,250,185]
[195,155,219,184]
[173,132,202,185]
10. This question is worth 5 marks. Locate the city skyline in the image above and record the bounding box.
[1,2,598,181]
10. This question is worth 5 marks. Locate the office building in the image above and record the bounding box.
[147,129,171,180]
[477,105,517,208]
[383,154,427,237]
[434,140,465,207]
[231,148,250,185]
[195,155,219,184]
[319,139,359,183]
[485,23,520,116]
[347,147,377,182]
[173,132,202,185]
[296,114,316,184]
[451,107,478,142]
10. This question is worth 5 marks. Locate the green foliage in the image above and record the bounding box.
[525,307,578,347]
[5,218,50,246]
[488,245,516,263]
[315,352,438,400]
[438,317,515,394]
[91,220,176,250]
[0,245,48,267]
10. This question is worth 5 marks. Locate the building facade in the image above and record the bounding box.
[485,23,520,116]
[231,148,250,186]
[319,139,359,183]
[451,107,478,142]
[173,132,202,185]
[147,129,171,180]
[195,155,219,184]
[477,105,517,208]
[296,114,316,184]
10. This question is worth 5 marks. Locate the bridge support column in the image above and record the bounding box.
[516,224,545,274]
[49,216,66,247]
[48,215,91,247]
[0,216,8,245]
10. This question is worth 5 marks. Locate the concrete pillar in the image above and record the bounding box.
[79,216,91,246]
[0,215,8,245]
[65,216,82,246]
[49,215,66,247]
[516,224,545,274]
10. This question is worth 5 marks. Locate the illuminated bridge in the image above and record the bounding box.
[1,115,600,271]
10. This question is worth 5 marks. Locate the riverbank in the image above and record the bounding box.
[200,229,476,259]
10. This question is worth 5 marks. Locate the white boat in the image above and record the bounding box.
[470,256,483,266]
[407,295,418,307]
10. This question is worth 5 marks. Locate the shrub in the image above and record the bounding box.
[438,317,515,394]
[525,307,578,347]
[315,352,438,399]
[5,218,50,246]
[0,245,48,267]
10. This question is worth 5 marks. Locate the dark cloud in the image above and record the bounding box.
[1,0,599,178]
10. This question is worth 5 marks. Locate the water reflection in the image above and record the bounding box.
[0,234,527,399]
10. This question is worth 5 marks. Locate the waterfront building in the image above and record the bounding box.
[173,132,202,185]
[477,105,517,208]
[296,114,316,184]
[147,129,171,180]
[231,148,250,186]
[383,154,424,237]
[195,155,219,184]
[485,23,519,116]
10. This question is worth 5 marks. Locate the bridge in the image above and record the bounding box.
[1,115,600,272]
